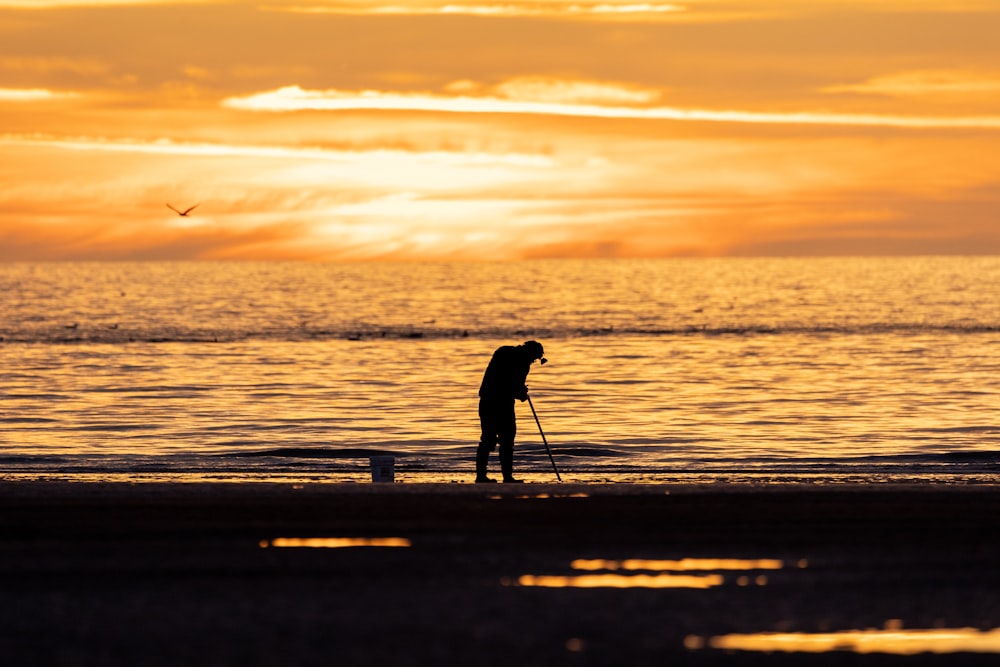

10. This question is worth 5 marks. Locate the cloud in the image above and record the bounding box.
[0,133,555,167]
[223,84,1000,129]
[0,0,210,7]
[260,1,688,21]
[488,76,661,105]
[0,87,78,101]
[4,0,1000,261]
[823,70,1000,96]
[257,0,1000,23]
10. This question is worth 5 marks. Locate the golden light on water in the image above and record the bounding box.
[259,537,411,548]
[697,627,1000,655]
[571,558,785,572]
[513,573,724,589]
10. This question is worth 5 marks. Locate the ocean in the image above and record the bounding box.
[2,257,998,484]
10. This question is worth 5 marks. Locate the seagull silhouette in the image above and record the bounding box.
[167,203,199,217]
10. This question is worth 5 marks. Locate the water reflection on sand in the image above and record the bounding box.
[514,573,725,589]
[691,626,1000,655]
[260,537,411,548]
[571,558,788,572]
[506,556,789,589]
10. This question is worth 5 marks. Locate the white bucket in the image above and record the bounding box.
[369,455,395,483]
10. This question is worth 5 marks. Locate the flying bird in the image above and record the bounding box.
[167,203,199,217]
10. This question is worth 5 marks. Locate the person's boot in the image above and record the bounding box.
[500,448,522,484]
[475,448,495,483]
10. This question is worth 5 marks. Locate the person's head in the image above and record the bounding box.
[522,340,546,364]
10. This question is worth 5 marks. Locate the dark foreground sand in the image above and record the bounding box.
[1,481,999,666]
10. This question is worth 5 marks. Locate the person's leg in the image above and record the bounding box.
[497,401,519,482]
[476,399,498,482]
[475,444,493,482]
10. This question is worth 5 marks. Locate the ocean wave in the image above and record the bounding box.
[543,446,624,458]
[919,426,1000,434]
[3,448,999,481]
[0,455,69,464]
[3,322,1000,345]
[224,447,405,459]
[856,451,1000,465]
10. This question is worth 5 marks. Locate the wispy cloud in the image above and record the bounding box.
[0,0,210,7]
[260,1,688,21]
[223,84,1000,129]
[0,133,555,167]
[0,87,78,101]
[824,70,1000,96]
[469,77,662,105]
[258,0,1000,21]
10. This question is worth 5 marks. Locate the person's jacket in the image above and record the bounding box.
[479,345,531,401]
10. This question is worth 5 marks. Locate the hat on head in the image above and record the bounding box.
[523,340,545,361]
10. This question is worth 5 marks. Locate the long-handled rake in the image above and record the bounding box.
[527,395,561,482]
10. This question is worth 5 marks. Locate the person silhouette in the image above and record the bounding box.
[476,340,546,483]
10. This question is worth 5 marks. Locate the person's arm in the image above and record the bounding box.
[514,361,530,401]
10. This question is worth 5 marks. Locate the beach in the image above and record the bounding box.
[2,481,998,665]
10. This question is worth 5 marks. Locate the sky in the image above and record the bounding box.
[2,0,999,261]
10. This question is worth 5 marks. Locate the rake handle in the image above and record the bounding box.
[527,395,561,482]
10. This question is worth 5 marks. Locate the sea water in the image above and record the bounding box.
[1,258,998,484]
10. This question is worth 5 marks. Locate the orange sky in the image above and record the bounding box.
[2,0,999,260]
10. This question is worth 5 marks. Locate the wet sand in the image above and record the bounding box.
[1,481,999,665]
